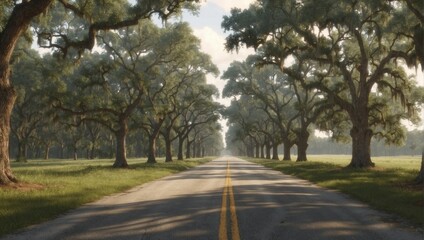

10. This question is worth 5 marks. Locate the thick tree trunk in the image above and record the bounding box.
[0,81,17,184]
[113,125,129,168]
[283,140,291,161]
[296,130,309,162]
[414,150,424,184]
[0,0,54,186]
[296,142,308,162]
[348,127,375,168]
[147,136,157,163]
[272,141,279,160]
[177,136,184,160]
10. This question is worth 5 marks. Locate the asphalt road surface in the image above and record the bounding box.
[2,157,422,240]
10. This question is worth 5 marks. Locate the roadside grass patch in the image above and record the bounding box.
[248,155,423,227]
[0,157,212,237]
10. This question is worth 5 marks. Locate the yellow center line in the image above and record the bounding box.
[219,160,240,240]
[219,172,229,240]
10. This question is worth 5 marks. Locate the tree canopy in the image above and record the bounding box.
[222,0,424,167]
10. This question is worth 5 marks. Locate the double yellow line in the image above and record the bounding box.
[219,160,240,240]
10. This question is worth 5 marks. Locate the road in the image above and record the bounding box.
[2,157,422,240]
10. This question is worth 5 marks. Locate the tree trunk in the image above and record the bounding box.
[113,124,129,168]
[255,143,260,158]
[186,137,192,159]
[164,135,173,162]
[0,0,54,186]
[260,144,265,158]
[348,127,375,168]
[265,141,271,159]
[73,148,78,160]
[272,141,279,160]
[296,130,309,162]
[0,73,18,184]
[201,146,205,157]
[16,140,27,162]
[282,139,291,161]
[193,140,197,158]
[44,143,50,160]
[177,136,184,160]
[89,142,96,159]
[147,136,157,163]
[414,150,424,184]
[296,141,308,162]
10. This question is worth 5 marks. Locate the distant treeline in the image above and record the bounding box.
[299,130,423,156]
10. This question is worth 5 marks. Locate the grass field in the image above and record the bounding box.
[248,155,423,227]
[0,157,212,237]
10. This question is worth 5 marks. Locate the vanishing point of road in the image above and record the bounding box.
[2,157,422,240]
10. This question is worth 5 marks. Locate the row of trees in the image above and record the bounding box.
[11,21,224,168]
[0,0,218,185]
[222,0,424,170]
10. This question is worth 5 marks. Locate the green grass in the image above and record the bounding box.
[0,157,212,237]
[248,155,423,227]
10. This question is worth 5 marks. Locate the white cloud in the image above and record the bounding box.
[193,26,253,98]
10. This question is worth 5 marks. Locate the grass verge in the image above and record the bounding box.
[247,155,423,227]
[0,157,213,237]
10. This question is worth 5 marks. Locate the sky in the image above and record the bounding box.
[182,0,255,107]
[179,0,424,138]
[180,1,257,142]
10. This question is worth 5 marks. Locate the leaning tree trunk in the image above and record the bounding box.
[0,0,53,186]
[0,65,18,184]
[348,126,375,168]
[113,124,129,168]
[415,149,424,184]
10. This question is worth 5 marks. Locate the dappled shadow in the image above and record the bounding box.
[2,158,422,240]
